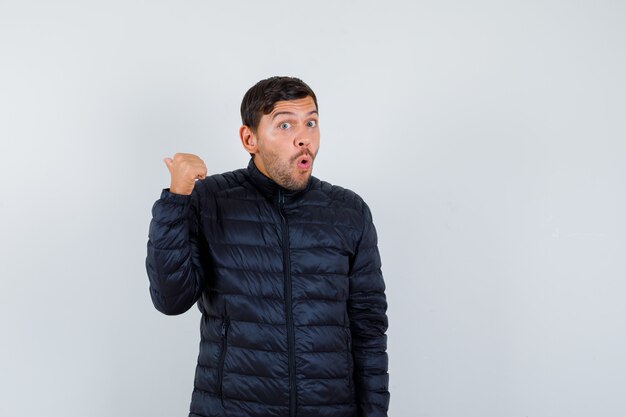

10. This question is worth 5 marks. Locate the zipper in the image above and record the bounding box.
[218,315,230,406]
[278,190,297,417]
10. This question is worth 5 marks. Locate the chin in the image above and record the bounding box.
[283,176,309,191]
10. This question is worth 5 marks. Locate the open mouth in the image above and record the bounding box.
[296,155,311,170]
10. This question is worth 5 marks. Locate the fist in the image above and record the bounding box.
[163,153,207,195]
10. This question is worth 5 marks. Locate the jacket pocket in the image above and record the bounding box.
[346,329,354,393]
[217,315,230,403]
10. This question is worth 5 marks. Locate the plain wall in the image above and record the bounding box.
[1,1,625,416]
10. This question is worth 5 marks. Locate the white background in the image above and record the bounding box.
[1,1,625,416]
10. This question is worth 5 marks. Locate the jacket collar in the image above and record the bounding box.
[246,158,314,202]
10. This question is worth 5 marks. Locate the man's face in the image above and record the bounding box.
[250,96,320,191]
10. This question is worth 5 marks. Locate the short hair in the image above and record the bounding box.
[240,76,318,131]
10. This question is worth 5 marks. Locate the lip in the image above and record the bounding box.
[296,154,312,170]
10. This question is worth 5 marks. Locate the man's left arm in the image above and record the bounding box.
[348,202,390,417]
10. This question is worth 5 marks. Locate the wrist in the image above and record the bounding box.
[169,183,193,195]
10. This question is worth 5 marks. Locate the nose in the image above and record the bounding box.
[294,126,311,148]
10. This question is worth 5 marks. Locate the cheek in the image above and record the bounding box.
[263,138,291,159]
[312,135,321,150]
[264,129,291,146]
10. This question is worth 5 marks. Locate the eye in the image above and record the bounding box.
[279,122,291,129]
[306,120,317,128]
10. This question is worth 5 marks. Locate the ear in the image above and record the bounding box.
[239,125,258,156]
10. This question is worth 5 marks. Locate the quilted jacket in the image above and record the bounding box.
[146,159,389,417]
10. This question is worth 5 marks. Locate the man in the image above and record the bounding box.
[146,76,389,417]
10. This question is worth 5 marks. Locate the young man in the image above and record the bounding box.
[146,76,389,417]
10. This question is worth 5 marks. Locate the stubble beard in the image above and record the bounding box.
[262,151,312,191]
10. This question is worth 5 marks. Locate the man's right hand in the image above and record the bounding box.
[163,153,207,195]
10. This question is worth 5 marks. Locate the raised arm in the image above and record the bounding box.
[145,153,209,315]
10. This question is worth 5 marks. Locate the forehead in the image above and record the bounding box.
[268,96,317,117]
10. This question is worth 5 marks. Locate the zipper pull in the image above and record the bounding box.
[278,190,284,206]
[221,315,230,337]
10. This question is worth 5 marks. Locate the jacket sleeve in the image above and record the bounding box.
[348,202,390,417]
[145,188,208,315]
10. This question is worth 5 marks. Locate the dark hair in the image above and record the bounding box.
[240,76,318,131]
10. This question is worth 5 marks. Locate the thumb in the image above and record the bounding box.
[163,157,174,174]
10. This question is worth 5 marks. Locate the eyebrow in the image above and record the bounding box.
[271,110,318,120]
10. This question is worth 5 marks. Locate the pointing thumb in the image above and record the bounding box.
[163,157,174,173]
